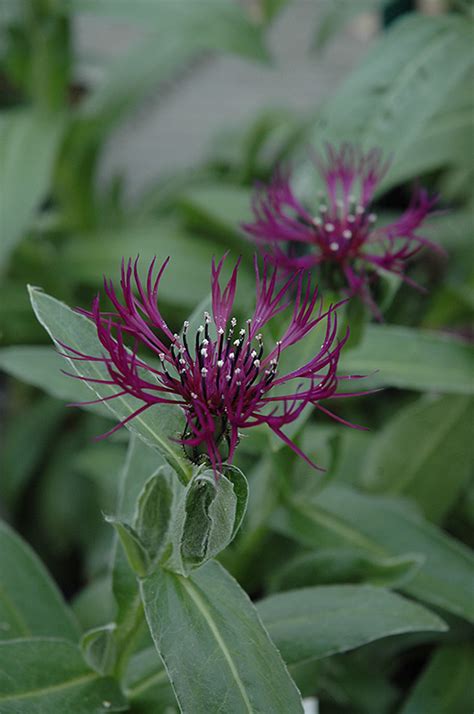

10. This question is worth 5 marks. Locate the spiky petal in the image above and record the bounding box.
[63,256,362,474]
[243,143,444,318]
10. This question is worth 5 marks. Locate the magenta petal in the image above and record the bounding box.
[244,143,442,318]
[61,253,365,473]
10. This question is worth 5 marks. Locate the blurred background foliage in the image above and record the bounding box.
[0,1,473,712]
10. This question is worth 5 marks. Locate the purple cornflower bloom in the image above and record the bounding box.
[62,256,363,473]
[243,143,443,318]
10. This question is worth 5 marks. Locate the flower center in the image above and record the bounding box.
[159,312,281,418]
[310,196,377,259]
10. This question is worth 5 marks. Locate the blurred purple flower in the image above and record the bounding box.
[62,256,364,473]
[243,143,443,318]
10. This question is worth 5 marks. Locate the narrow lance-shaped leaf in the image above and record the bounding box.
[383,86,473,189]
[70,0,268,60]
[298,14,474,193]
[0,519,79,641]
[0,110,65,274]
[0,395,65,509]
[28,286,192,483]
[257,585,446,666]
[363,395,474,522]
[178,185,254,245]
[272,485,474,623]
[0,638,127,713]
[69,0,268,132]
[339,325,474,394]
[269,548,424,592]
[0,346,110,417]
[107,519,150,578]
[312,0,383,51]
[124,646,178,713]
[140,560,304,713]
[399,642,474,714]
[112,436,164,630]
[57,222,254,309]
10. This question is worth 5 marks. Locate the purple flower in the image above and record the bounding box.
[62,256,363,473]
[243,143,443,318]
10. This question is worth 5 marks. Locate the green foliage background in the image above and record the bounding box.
[0,1,473,712]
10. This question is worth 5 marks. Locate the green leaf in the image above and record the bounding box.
[105,443,161,694]
[331,429,373,486]
[0,280,42,344]
[112,437,164,633]
[70,1,267,132]
[72,576,115,632]
[0,110,65,274]
[399,642,474,714]
[57,221,254,309]
[257,585,446,666]
[272,485,474,622]
[124,647,178,714]
[116,435,165,523]
[339,325,474,394]
[312,0,382,52]
[73,441,128,510]
[70,0,268,61]
[0,638,127,712]
[135,471,176,563]
[33,425,112,561]
[80,624,117,676]
[363,395,474,522]
[259,0,291,22]
[0,395,64,508]
[0,346,109,417]
[28,286,192,483]
[270,548,423,591]
[426,209,474,250]
[107,519,150,578]
[178,185,253,244]
[312,654,396,714]
[305,15,473,168]
[384,92,473,189]
[0,520,79,641]
[140,560,304,713]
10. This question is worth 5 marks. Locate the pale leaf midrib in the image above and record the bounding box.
[179,576,254,713]
[291,501,385,556]
[0,672,98,702]
[289,497,474,620]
